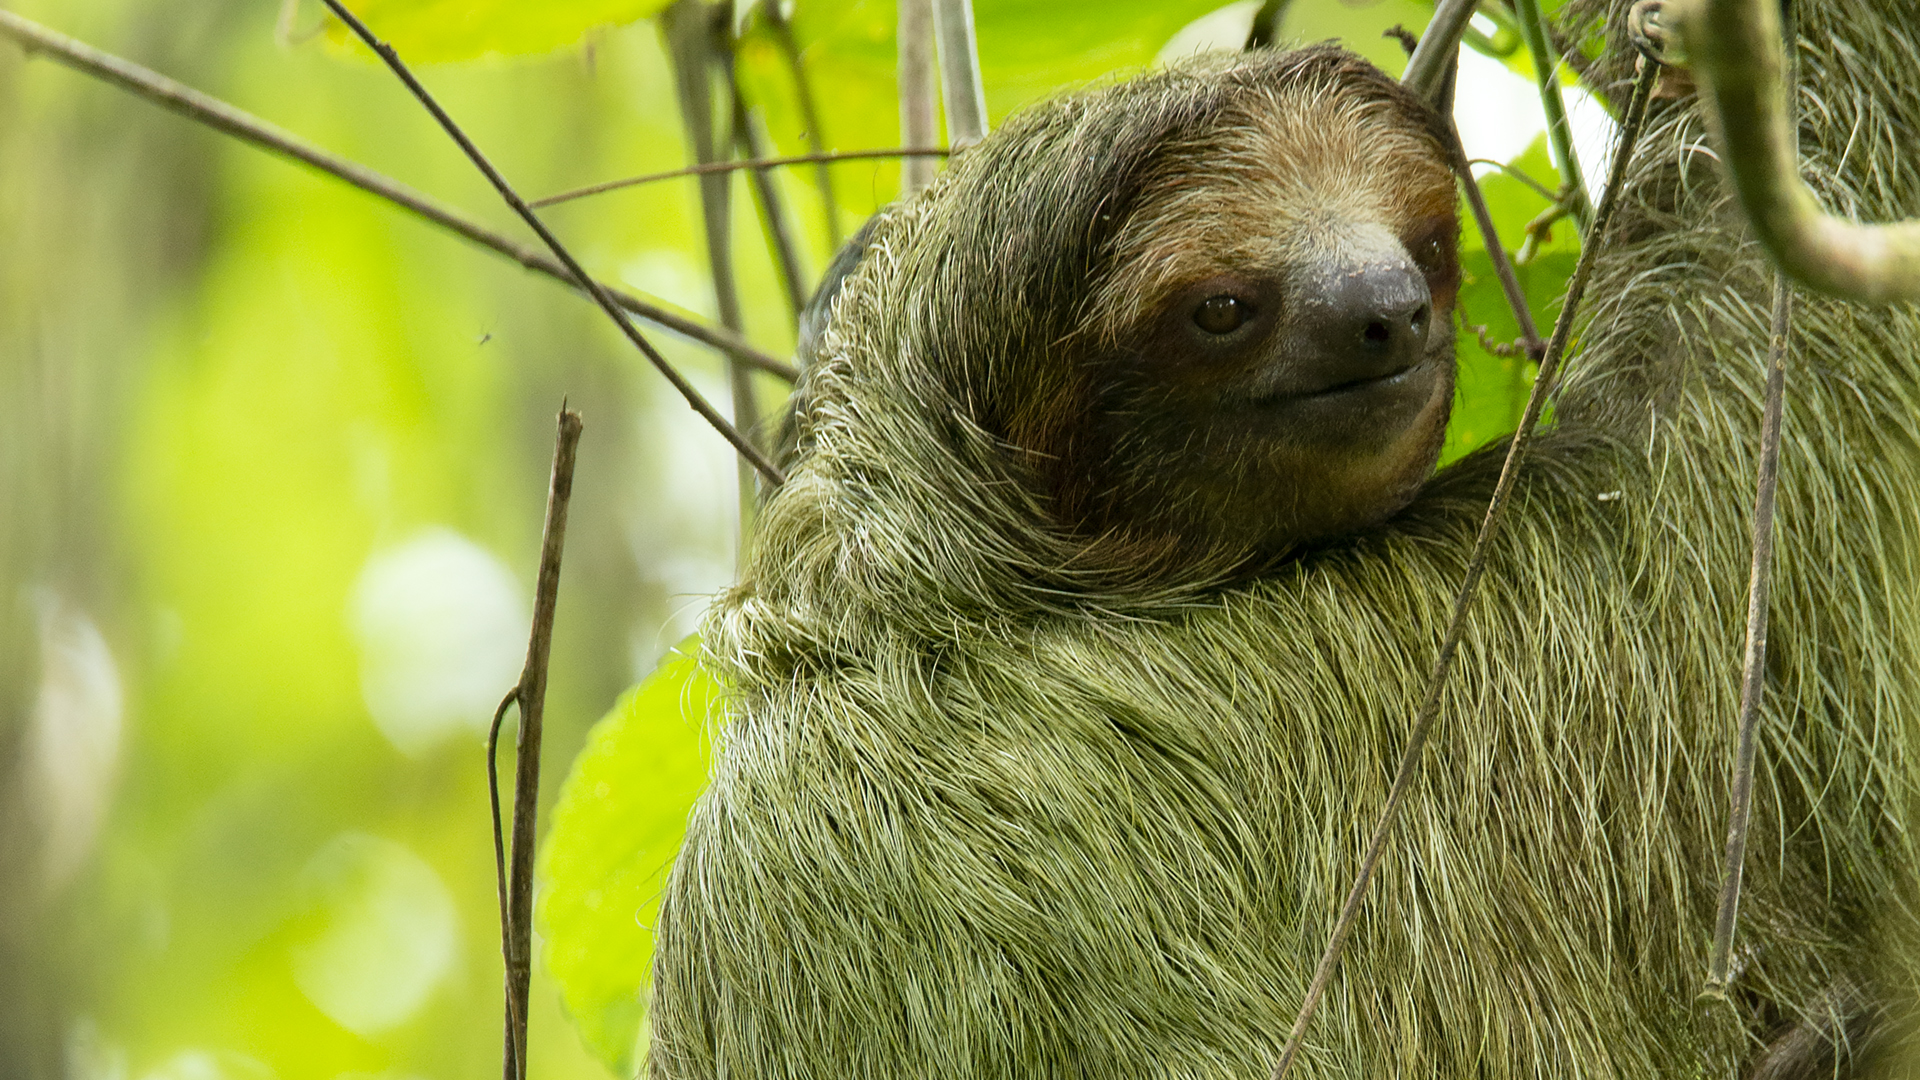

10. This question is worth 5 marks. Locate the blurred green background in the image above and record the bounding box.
[0,1,1587,1077]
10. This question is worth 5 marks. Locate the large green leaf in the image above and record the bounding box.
[537,647,716,1076]
[325,0,668,62]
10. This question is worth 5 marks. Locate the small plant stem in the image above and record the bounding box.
[763,0,841,245]
[529,147,949,209]
[488,406,585,1080]
[1703,277,1791,995]
[1466,157,1559,201]
[1516,196,1575,264]
[314,0,785,485]
[0,8,794,382]
[1447,118,1546,359]
[898,0,939,194]
[665,0,766,526]
[1511,0,1590,232]
[735,103,810,322]
[1269,57,1659,1080]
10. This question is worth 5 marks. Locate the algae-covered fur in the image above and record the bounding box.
[651,28,1920,1080]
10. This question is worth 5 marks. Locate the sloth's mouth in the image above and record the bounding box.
[1248,356,1426,407]
[1304,358,1422,398]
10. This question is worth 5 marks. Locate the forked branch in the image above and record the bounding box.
[489,406,585,1080]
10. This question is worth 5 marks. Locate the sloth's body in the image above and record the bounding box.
[650,19,1920,1080]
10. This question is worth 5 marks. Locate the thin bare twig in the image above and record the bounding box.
[486,685,522,1080]
[736,104,811,322]
[666,0,767,526]
[1269,57,1661,1080]
[529,146,950,209]
[763,0,842,246]
[488,406,585,1080]
[1701,0,1796,995]
[1512,0,1591,231]
[1432,55,1544,359]
[1703,277,1791,996]
[1466,322,1530,358]
[0,8,795,382]
[1676,0,1920,300]
[1466,157,1560,201]
[663,0,761,454]
[1448,119,1547,360]
[898,0,939,195]
[315,0,786,485]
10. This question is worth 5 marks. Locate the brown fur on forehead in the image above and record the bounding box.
[1083,78,1456,344]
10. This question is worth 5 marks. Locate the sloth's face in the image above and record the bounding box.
[1070,75,1460,558]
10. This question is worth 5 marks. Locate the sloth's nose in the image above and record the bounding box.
[1323,258,1432,377]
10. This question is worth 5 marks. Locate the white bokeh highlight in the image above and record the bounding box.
[25,591,124,893]
[348,528,527,755]
[289,833,459,1037]
[135,1051,276,1080]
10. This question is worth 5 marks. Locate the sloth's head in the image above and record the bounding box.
[791,47,1461,579]
[966,49,1461,565]
[1070,68,1458,560]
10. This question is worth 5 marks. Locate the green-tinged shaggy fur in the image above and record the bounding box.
[650,16,1920,1078]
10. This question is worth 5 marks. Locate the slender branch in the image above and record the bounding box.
[0,8,796,382]
[486,686,522,1080]
[1675,0,1920,301]
[315,0,786,485]
[529,147,950,209]
[763,0,842,246]
[1704,278,1791,995]
[487,406,586,1080]
[1401,0,1477,104]
[1433,54,1544,359]
[736,104,810,322]
[898,0,939,195]
[1269,58,1661,1080]
[1466,157,1560,201]
[1447,118,1547,359]
[930,0,987,147]
[665,0,765,524]
[1512,0,1591,231]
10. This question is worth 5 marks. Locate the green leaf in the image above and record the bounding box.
[537,645,716,1076]
[1443,137,1578,463]
[325,0,667,63]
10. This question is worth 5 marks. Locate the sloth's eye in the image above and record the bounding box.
[1193,295,1250,334]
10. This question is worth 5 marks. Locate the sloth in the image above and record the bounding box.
[649,18,1920,1080]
